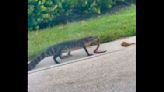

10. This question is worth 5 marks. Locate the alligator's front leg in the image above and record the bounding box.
[83,46,93,56]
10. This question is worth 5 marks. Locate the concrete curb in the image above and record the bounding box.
[28,48,125,74]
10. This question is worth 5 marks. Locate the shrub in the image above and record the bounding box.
[28,0,135,31]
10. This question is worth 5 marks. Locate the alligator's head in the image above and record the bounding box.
[82,36,98,46]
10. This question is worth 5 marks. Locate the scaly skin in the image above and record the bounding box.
[28,36,98,71]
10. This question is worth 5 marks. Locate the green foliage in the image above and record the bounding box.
[28,5,136,60]
[28,0,135,31]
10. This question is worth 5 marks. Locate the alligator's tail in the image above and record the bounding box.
[28,52,46,71]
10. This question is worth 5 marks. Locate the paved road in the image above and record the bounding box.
[28,36,136,92]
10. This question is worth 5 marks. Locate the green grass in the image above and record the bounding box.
[28,5,136,60]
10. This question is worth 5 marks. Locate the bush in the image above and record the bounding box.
[28,0,135,31]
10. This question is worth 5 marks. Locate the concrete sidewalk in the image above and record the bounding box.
[28,36,136,92]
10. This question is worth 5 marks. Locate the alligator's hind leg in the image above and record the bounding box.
[67,51,72,56]
[83,46,93,56]
[53,55,60,64]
